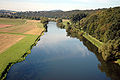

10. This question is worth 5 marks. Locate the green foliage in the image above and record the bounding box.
[56,19,65,29]
[41,17,49,27]
[70,13,87,23]
[65,7,120,61]
[41,17,49,24]
[99,39,120,61]
[81,7,120,42]
[80,7,120,61]
[56,18,62,23]
[0,9,95,19]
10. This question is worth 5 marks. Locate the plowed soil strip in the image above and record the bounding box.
[0,34,25,53]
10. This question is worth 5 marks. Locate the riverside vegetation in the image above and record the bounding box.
[57,6,120,63]
[0,18,49,80]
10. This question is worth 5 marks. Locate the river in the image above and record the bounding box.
[6,22,120,80]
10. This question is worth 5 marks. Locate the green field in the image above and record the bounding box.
[0,18,43,34]
[0,18,26,25]
[0,18,45,80]
[83,34,103,48]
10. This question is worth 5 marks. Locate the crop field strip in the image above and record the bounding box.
[0,24,12,28]
[0,18,26,25]
[0,18,45,79]
[0,21,35,33]
[0,18,43,54]
[0,34,25,53]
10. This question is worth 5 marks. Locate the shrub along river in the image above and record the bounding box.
[6,22,120,80]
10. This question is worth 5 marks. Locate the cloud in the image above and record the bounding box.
[72,0,115,3]
[0,0,120,11]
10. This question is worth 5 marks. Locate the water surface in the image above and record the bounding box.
[6,22,120,80]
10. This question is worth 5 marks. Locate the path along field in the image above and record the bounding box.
[0,18,45,79]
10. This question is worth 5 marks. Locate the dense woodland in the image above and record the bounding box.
[65,6,120,61]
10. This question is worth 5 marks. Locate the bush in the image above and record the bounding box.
[99,39,120,61]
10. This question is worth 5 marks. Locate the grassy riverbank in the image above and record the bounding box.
[63,20,103,48]
[0,18,45,80]
[63,20,120,64]
[83,34,103,48]
[63,19,71,27]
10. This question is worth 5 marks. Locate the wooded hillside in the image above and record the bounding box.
[66,6,120,61]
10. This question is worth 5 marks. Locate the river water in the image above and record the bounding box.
[6,22,120,80]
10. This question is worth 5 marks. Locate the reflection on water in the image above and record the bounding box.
[44,25,48,32]
[67,29,120,80]
[6,22,120,80]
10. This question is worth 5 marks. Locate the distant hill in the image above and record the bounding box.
[79,6,120,61]
[49,10,63,12]
[0,9,96,19]
[0,10,16,13]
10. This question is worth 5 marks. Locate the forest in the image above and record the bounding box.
[64,6,120,62]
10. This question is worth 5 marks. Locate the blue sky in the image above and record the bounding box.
[0,0,120,11]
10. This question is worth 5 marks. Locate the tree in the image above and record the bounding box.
[41,17,49,27]
[70,13,87,23]
[56,18,62,23]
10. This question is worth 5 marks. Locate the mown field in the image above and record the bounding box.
[0,18,26,25]
[0,18,44,79]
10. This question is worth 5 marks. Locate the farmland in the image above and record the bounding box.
[0,18,45,79]
[0,34,25,53]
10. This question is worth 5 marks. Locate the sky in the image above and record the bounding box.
[0,0,120,11]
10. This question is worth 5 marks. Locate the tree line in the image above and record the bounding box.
[0,9,97,20]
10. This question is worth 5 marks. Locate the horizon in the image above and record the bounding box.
[0,0,120,11]
[0,6,119,12]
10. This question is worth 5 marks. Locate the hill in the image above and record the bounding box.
[66,6,120,61]
[0,9,95,19]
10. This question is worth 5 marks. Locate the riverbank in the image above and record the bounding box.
[62,20,120,64]
[83,33,103,48]
[63,20,103,48]
[0,18,45,80]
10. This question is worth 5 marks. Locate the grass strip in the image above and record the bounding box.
[83,34,103,48]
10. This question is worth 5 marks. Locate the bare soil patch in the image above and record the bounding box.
[0,24,12,28]
[26,20,40,23]
[63,19,70,22]
[0,34,25,53]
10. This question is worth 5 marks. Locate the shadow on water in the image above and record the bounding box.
[66,31,120,80]
[44,25,48,32]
